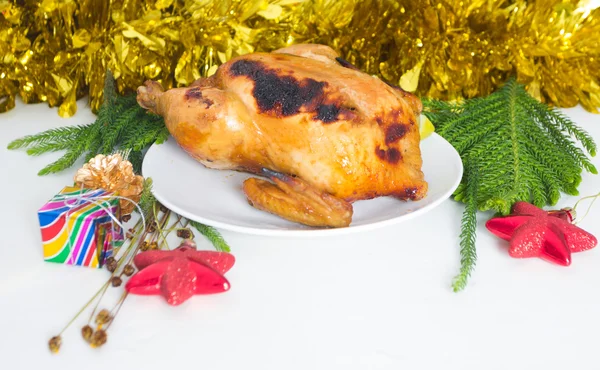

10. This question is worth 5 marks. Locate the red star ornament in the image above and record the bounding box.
[125,245,235,305]
[485,201,597,266]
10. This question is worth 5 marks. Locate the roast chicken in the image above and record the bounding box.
[137,44,427,228]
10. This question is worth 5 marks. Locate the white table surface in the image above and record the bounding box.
[1,99,599,370]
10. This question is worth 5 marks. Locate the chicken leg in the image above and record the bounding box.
[243,169,353,228]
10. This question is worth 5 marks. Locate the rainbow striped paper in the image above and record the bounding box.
[38,186,124,268]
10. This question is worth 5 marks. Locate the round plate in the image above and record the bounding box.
[142,133,463,237]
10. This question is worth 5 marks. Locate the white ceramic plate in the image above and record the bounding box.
[142,133,463,236]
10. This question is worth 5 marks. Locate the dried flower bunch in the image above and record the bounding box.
[74,153,144,215]
[47,179,231,354]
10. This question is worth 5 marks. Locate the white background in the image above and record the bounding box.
[1,99,599,370]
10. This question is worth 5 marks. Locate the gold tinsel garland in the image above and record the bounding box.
[1,0,599,116]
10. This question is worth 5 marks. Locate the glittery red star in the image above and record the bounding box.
[125,246,235,305]
[485,202,597,266]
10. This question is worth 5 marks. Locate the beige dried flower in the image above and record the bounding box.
[48,336,62,353]
[74,153,144,215]
[90,330,108,348]
[81,325,94,342]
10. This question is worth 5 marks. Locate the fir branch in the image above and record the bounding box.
[100,105,141,155]
[102,70,118,111]
[530,104,597,174]
[544,106,597,157]
[190,221,231,252]
[83,123,104,162]
[7,125,89,150]
[423,78,597,291]
[24,125,92,156]
[25,141,74,156]
[121,116,169,152]
[7,72,168,175]
[154,124,171,145]
[38,142,88,176]
[137,178,156,222]
[452,163,478,292]
[128,151,144,174]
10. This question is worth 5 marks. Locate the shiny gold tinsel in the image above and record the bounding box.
[1,0,599,116]
[74,154,144,215]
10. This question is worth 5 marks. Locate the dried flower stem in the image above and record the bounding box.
[90,203,169,323]
[105,207,186,330]
[152,206,172,249]
[52,211,148,344]
[58,281,110,335]
[87,216,151,324]
[106,291,129,330]
[51,199,205,351]
[157,215,185,250]
[159,214,184,236]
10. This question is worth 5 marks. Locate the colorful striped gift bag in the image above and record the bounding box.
[38,186,125,268]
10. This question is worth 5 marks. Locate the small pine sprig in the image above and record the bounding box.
[451,163,478,292]
[137,178,157,222]
[7,71,169,175]
[190,221,231,252]
[423,78,597,291]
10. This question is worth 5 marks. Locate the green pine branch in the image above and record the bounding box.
[7,71,169,175]
[128,151,144,174]
[423,78,597,291]
[452,163,478,292]
[8,71,229,253]
[138,178,157,222]
[190,221,231,252]
[8,125,89,151]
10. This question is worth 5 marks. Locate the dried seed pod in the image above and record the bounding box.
[121,214,131,222]
[140,240,150,251]
[177,228,192,239]
[105,257,118,272]
[149,241,159,250]
[148,221,157,233]
[81,325,94,342]
[111,276,122,287]
[95,309,112,325]
[90,330,107,348]
[123,264,135,276]
[48,336,62,354]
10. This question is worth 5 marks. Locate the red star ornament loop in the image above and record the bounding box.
[125,245,235,305]
[485,202,597,266]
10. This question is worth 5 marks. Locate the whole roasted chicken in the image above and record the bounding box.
[137,44,427,228]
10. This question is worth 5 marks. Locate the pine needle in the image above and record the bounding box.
[423,79,597,291]
[190,221,231,252]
